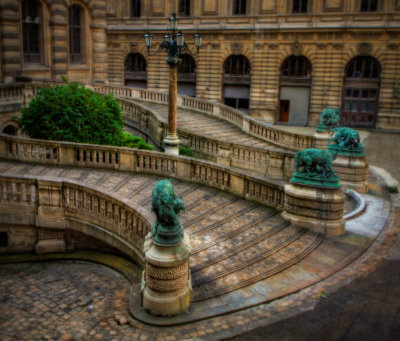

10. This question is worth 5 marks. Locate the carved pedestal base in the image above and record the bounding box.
[313,131,330,150]
[282,182,345,236]
[333,155,368,193]
[163,134,180,156]
[141,232,192,316]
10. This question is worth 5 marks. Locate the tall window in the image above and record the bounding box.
[22,0,42,63]
[233,0,247,15]
[131,0,141,17]
[281,56,312,78]
[69,5,84,63]
[223,55,251,113]
[361,0,378,12]
[293,0,308,13]
[179,0,190,16]
[342,56,381,128]
[124,53,147,88]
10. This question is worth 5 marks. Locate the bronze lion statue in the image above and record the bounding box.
[295,148,335,178]
[151,179,185,244]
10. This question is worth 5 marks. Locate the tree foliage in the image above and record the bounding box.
[19,77,153,150]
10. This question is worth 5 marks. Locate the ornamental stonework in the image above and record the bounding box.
[145,272,188,292]
[145,261,189,280]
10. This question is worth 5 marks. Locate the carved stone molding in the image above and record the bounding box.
[358,42,372,56]
[231,42,243,55]
[292,40,301,56]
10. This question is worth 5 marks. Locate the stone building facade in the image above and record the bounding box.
[1,0,400,129]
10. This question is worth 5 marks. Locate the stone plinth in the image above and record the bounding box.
[141,232,192,316]
[282,182,345,236]
[333,154,369,193]
[313,130,330,150]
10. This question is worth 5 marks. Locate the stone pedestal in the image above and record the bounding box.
[282,182,345,236]
[163,135,180,155]
[313,130,330,150]
[333,154,369,193]
[141,232,192,316]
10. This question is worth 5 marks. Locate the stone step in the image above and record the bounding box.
[1,160,322,302]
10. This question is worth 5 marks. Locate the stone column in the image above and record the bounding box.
[164,65,180,155]
[141,232,192,316]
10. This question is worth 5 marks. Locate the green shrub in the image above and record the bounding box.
[19,77,154,151]
[179,146,194,157]
[120,132,154,150]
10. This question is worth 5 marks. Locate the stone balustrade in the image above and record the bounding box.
[119,98,296,180]
[0,82,314,179]
[0,174,152,264]
[90,84,315,151]
[0,134,285,211]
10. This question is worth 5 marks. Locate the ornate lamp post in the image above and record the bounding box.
[144,13,202,155]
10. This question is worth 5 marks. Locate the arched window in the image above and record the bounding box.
[21,0,42,63]
[69,5,84,63]
[178,54,196,96]
[2,125,17,136]
[224,55,250,75]
[281,55,311,78]
[223,55,251,113]
[346,56,380,79]
[278,55,312,124]
[342,56,381,127]
[131,0,141,17]
[124,53,147,88]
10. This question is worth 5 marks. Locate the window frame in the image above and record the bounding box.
[360,0,378,12]
[68,4,85,64]
[292,0,308,14]
[178,0,191,17]
[131,0,141,17]
[21,0,43,64]
[233,0,247,15]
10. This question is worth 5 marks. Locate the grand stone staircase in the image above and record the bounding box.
[0,159,322,304]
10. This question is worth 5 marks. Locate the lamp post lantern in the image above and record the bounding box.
[144,12,202,155]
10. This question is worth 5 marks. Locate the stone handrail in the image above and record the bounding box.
[0,82,303,179]
[0,82,314,151]
[0,173,151,265]
[120,98,296,180]
[0,133,285,211]
[92,84,315,151]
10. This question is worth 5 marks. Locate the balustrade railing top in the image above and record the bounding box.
[0,133,285,211]
[0,82,314,151]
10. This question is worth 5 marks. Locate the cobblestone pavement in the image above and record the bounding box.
[0,262,132,341]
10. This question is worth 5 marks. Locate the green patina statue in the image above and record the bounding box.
[328,127,364,158]
[291,148,340,187]
[316,108,341,132]
[151,179,185,245]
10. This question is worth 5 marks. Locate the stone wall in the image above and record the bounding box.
[1,0,399,129]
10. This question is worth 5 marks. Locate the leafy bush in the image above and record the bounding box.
[120,132,154,150]
[179,146,194,157]
[19,77,154,151]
